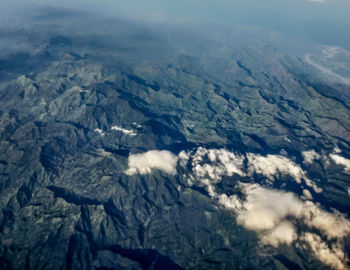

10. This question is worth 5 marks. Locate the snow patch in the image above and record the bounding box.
[111,125,137,136]
[94,128,105,136]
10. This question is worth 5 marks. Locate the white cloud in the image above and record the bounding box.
[218,193,243,209]
[203,184,301,246]
[247,153,322,192]
[302,189,313,200]
[304,177,322,193]
[247,154,304,183]
[178,150,190,167]
[179,147,321,192]
[302,202,350,239]
[302,150,321,164]
[329,154,350,172]
[217,184,350,269]
[237,184,350,240]
[179,147,245,184]
[333,146,342,154]
[111,125,137,136]
[125,150,178,175]
[233,184,303,231]
[175,147,349,269]
[195,173,350,268]
[261,221,297,247]
[302,149,350,175]
[302,233,348,270]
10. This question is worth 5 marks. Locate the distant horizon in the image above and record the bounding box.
[1,0,350,49]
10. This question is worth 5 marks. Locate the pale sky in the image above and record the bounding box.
[1,0,350,48]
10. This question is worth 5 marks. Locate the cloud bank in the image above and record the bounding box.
[179,148,321,193]
[177,147,349,269]
[128,146,323,192]
[124,146,350,269]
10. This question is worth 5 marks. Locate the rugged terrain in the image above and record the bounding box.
[1,12,350,270]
